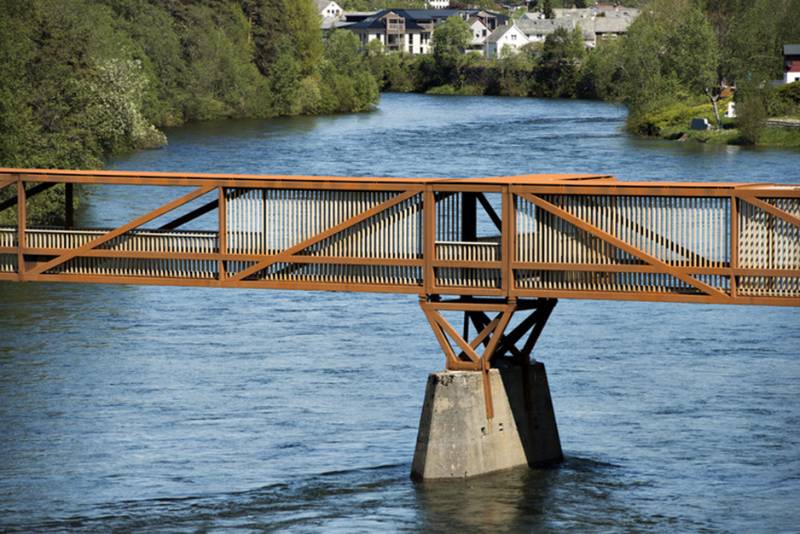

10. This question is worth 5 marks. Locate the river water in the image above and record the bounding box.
[1,93,799,532]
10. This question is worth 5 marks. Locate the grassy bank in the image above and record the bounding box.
[626,82,800,149]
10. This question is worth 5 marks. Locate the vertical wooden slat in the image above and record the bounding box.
[17,176,25,279]
[218,187,227,281]
[501,187,511,296]
[730,195,738,297]
[424,187,435,294]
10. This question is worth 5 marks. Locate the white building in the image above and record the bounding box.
[316,0,343,19]
[517,16,577,44]
[785,45,800,84]
[346,9,508,55]
[485,24,529,59]
[427,0,451,8]
[468,17,490,54]
[517,12,629,48]
[351,11,433,55]
[552,6,639,20]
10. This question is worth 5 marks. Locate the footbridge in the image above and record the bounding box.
[2,168,798,478]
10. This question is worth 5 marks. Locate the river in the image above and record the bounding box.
[1,93,799,532]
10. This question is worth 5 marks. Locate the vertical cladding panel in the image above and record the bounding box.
[19,228,218,279]
[514,194,734,295]
[0,227,15,272]
[738,198,800,297]
[230,189,422,286]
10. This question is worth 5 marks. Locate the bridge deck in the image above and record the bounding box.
[1,168,799,306]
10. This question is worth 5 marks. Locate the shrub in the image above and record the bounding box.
[736,90,768,145]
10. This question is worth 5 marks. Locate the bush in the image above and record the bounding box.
[626,98,719,136]
[768,82,800,117]
[736,89,768,145]
[426,84,458,95]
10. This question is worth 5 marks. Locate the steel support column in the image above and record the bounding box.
[420,296,558,420]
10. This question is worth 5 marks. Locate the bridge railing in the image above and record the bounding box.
[0,169,798,305]
[510,185,800,304]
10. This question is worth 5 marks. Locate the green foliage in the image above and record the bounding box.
[621,1,715,113]
[626,97,719,136]
[616,0,800,145]
[0,0,380,225]
[319,31,379,113]
[619,0,719,133]
[426,84,484,96]
[497,49,537,97]
[721,0,800,85]
[662,4,718,95]
[432,17,472,86]
[771,82,800,117]
[754,126,800,148]
[543,0,554,18]
[736,83,768,145]
[578,39,624,100]
[535,27,585,98]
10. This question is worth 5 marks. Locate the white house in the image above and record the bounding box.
[427,0,451,8]
[517,16,577,43]
[485,24,529,58]
[467,17,490,54]
[316,0,343,19]
[785,45,800,84]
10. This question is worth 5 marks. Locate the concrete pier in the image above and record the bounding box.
[411,363,562,481]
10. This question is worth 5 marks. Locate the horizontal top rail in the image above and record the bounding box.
[2,168,798,196]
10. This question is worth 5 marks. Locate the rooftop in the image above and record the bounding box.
[517,17,577,34]
[785,44,800,56]
[347,8,507,32]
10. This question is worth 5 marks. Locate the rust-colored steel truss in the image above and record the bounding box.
[420,296,557,418]
[1,168,798,416]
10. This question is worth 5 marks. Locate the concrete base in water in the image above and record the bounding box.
[411,363,562,481]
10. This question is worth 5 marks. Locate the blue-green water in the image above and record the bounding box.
[1,94,799,532]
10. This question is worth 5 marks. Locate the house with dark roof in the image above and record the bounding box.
[785,45,800,84]
[345,9,508,55]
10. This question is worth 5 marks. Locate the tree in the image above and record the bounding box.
[663,4,720,127]
[319,30,379,113]
[620,0,717,117]
[543,0,554,19]
[736,82,768,144]
[432,16,471,86]
[535,27,585,98]
[578,39,624,100]
[721,0,800,85]
[497,47,536,96]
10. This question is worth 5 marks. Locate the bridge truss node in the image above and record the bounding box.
[420,296,557,420]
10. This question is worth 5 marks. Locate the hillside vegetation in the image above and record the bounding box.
[0,0,377,224]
